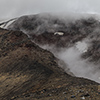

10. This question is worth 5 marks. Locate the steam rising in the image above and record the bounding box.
[1,0,100,83]
[5,13,100,83]
[41,39,100,83]
[57,44,100,83]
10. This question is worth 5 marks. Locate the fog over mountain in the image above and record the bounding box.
[0,0,100,83]
[4,13,100,83]
[1,0,100,81]
[1,0,100,20]
[1,1,100,99]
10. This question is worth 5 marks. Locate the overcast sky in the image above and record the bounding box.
[0,0,100,19]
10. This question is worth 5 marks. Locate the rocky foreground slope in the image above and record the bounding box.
[0,28,100,100]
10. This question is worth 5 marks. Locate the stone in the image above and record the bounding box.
[81,96,85,99]
[71,95,76,98]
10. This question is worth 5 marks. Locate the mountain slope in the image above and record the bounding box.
[0,28,100,100]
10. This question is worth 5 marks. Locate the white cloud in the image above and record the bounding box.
[0,0,100,19]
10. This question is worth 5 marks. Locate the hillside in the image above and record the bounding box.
[0,28,100,100]
[6,14,100,82]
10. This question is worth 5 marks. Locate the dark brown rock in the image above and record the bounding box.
[0,28,99,100]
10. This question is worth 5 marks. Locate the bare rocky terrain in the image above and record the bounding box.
[0,28,100,100]
[1,14,100,100]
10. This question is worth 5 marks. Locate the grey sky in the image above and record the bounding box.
[0,0,100,19]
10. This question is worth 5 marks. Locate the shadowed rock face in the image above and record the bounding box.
[0,28,99,100]
[0,28,61,99]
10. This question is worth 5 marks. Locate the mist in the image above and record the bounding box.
[1,0,100,83]
[4,11,100,83]
[57,45,100,83]
[1,0,100,20]
[41,39,100,83]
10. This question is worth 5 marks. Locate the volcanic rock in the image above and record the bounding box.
[0,28,100,100]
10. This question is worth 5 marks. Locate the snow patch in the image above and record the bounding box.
[75,41,88,53]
